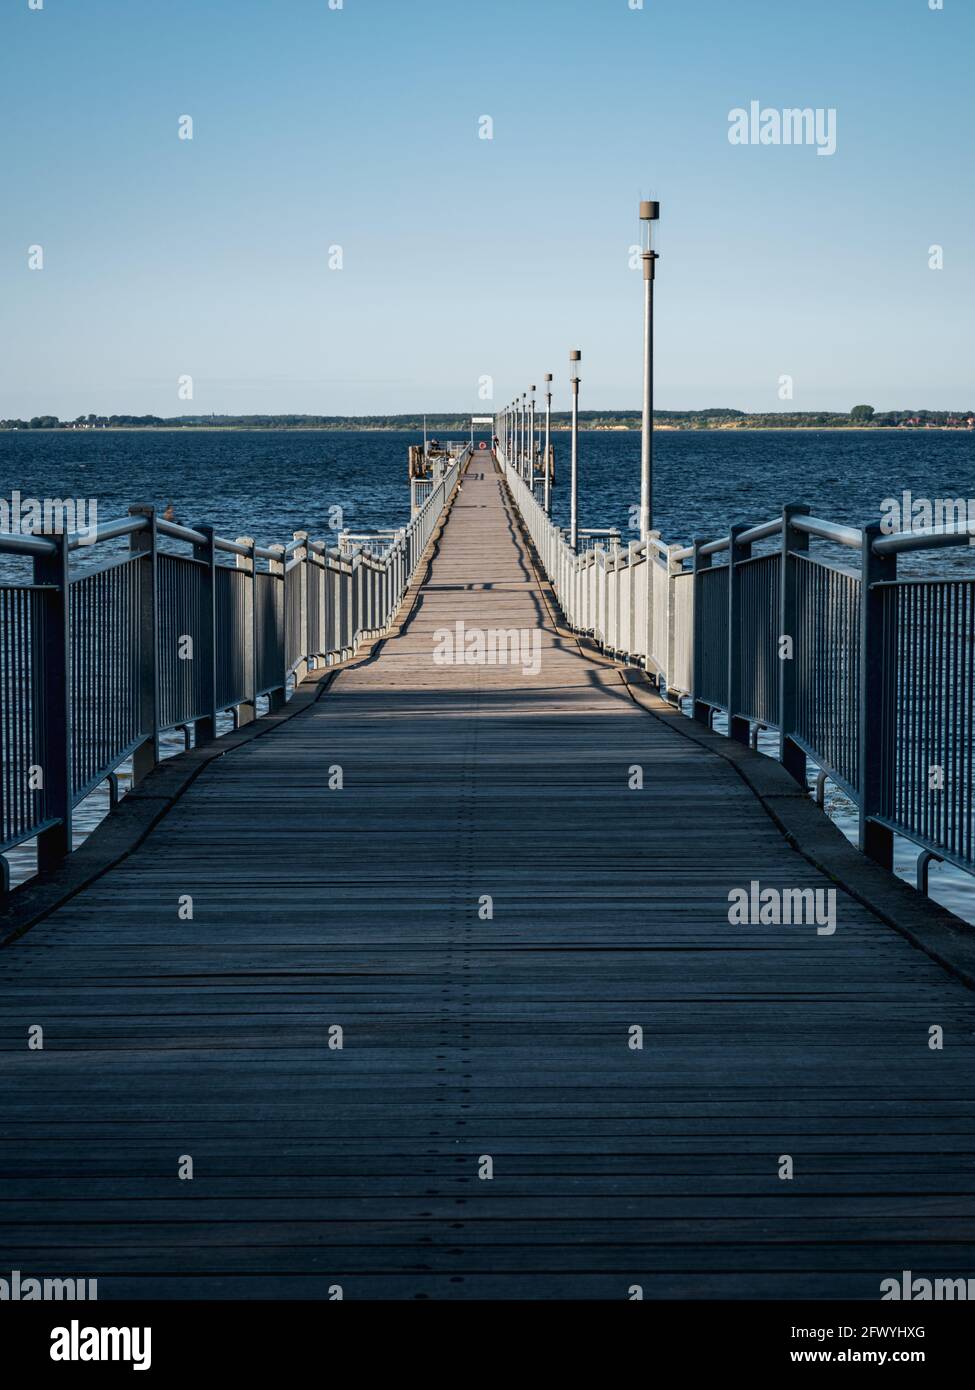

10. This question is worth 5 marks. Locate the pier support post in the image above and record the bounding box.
[778,505,810,785]
[859,523,896,869]
[33,531,72,869]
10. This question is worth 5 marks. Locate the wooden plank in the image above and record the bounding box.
[1,460,975,1298]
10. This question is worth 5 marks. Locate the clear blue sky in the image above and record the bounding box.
[1,0,971,417]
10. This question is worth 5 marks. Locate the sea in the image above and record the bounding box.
[2,426,975,921]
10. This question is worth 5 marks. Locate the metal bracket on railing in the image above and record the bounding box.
[107,772,121,810]
[917,849,944,896]
[814,768,828,809]
[178,724,193,751]
[749,723,765,751]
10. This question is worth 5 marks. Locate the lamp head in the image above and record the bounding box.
[640,198,660,255]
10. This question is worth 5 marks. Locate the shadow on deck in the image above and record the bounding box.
[1,463,974,1300]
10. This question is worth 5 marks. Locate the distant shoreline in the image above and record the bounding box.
[2,425,972,435]
[4,408,974,435]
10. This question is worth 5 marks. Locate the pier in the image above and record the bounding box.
[2,450,975,1299]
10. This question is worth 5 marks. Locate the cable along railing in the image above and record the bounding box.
[498,447,975,889]
[0,449,467,887]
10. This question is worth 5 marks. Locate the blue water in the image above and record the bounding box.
[3,425,973,563]
[549,426,975,576]
[3,427,975,924]
[0,429,416,572]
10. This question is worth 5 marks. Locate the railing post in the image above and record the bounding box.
[193,524,217,744]
[267,544,287,711]
[396,530,405,611]
[235,536,257,727]
[33,530,71,870]
[778,504,810,784]
[859,523,896,868]
[666,544,682,693]
[628,538,640,660]
[600,546,610,648]
[728,523,751,745]
[351,553,361,651]
[342,558,352,658]
[292,531,309,684]
[325,557,337,660]
[644,531,659,676]
[611,537,622,653]
[691,537,712,724]
[129,506,159,786]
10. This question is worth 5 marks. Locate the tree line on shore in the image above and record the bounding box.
[2,407,973,431]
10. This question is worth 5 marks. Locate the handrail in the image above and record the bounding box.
[0,532,58,558]
[68,516,147,550]
[796,516,862,549]
[496,441,975,887]
[1,444,470,878]
[873,520,975,556]
[676,514,862,562]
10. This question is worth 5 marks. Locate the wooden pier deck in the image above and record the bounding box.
[2,458,975,1299]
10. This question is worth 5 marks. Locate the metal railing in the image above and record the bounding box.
[0,449,467,880]
[498,446,975,885]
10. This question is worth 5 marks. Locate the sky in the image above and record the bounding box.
[1,0,972,418]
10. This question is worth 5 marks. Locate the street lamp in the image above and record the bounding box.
[520,392,526,477]
[569,349,581,549]
[543,373,553,513]
[639,198,660,541]
[528,385,536,491]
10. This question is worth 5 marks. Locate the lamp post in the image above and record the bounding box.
[569,349,581,549]
[520,393,526,478]
[639,198,660,541]
[543,373,553,513]
[528,385,536,492]
[523,392,528,481]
